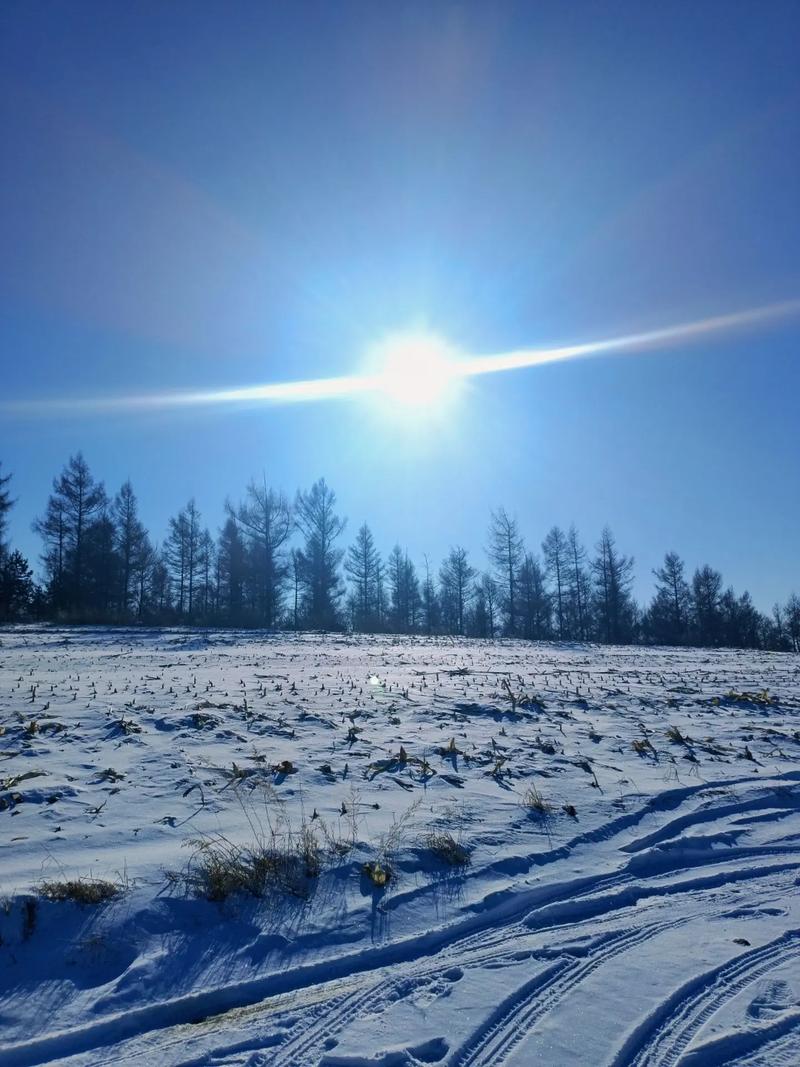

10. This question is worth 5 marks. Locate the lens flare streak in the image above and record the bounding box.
[3,298,798,417]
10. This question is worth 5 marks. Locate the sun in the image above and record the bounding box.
[371,331,460,410]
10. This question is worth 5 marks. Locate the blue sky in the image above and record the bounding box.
[1,1,799,608]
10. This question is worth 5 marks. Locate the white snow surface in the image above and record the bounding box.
[0,626,799,1067]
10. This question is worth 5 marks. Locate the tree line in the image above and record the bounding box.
[0,454,798,652]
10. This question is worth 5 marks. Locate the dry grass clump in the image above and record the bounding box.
[425,830,471,867]
[180,825,321,902]
[172,777,324,902]
[521,784,553,817]
[1,770,46,790]
[666,724,690,744]
[97,767,125,783]
[500,677,545,714]
[632,737,657,758]
[38,879,121,905]
[110,716,142,735]
[723,689,777,706]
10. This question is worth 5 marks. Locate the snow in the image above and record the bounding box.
[0,626,798,1066]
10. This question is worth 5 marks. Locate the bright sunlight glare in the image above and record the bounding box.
[372,332,461,410]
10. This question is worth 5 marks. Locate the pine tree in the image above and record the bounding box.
[289,548,303,630]
[0,462,13,563]
[691,565,723,646]
[472,572,499,638]
[0,550,34,621]
[518,553,550,639]
[646,551,690,645]
[132,537,156,618]
[33,454,107,614]
[488,508,524,636]
[785,593,800,652]
[235,478,291,627]
[197,528,215,619]
[149,553,172,616]
[112,481,149,616]
[165,500,202,616]
[720,588,761,648]
[421,554,439,635]
[294,478,345,629]
[542,526,569,639]
[388,545,420,632]
[439,546,474,635]
[345,523,381,630]
[217,516,247,622]
[592,527,635,643]
[0,471,34,621]
[84,510,118,616]
[404,554,421,631]
[566,524,590,640]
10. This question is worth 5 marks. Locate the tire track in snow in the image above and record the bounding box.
[375,773,800,921]
[269,924,547,1066]
[266,877,693,1067]
[620,786,800,855]
[679,1008,800,1067]
[612,930,800,1067]
[449,919,690,1067]
[268,979,390,1067]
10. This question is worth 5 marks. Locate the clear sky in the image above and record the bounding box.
[2,1,799,609]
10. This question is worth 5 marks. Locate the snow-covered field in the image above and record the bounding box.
[1,627,799,1067]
